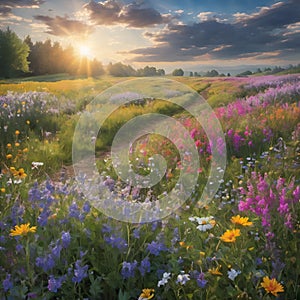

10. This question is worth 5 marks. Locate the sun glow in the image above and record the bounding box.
[79,45,91,57]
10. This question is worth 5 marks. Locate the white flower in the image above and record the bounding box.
[227,269,241,281]
[31,161,44,169]
[157,272,171,287]
[176,273,190,285]
[189,216,215,232]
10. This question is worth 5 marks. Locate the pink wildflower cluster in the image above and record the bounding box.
[238,172,299,230]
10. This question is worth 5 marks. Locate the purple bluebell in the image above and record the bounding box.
[82,201,91,214]
[51,244,62,259]
[138,257,151,276]
[121,261,138,279]
[2,273,13,292]
[72,260,89,283]
[196,272,207,288]
[69,202,81,219]
[61,231,71,248]
[147,241,167,256]
[48,275,66,292]
[36,254,55,272]
[104,234,128,251]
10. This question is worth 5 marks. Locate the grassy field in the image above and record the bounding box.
[0,74,299,299]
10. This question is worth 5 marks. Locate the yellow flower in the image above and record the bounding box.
[208,266,223,276]
[0,188,5,193]
[6,154,13,159]
[15,130,20,135]
[7,143,12,148]
[220,229,241,243]
[261,276,284,297]
[15,142,20,147]
[23,148,29,153]
[26,120,30,125]
[231,215,253,226]
[139,288,155,300]
[13,168,27,179]
[10,223,37,237]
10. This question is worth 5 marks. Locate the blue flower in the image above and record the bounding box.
[176,273,190,285]
[82,201,91,214]
[36,254,55,272]
[69,202,81,219]
[104,234,128,251]
[72,260,88,283]
[121,260,138,279]
[48,275,66,293]
[138,257,151,276]
[196,272,207,288]
[2,273,13,292]
[51,244,62,259]
[147,241,167,256]
[61,231,71,248]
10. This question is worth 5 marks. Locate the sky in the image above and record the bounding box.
[0,0,299,73]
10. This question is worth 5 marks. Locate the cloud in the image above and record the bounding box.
[127,0,300,62]
[0,0,44,18]
[34,15,93,36]
[84,0,171,28]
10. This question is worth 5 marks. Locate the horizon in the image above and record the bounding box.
[1,0,299,74]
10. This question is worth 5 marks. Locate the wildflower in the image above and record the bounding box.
[0,188,5,193]
[176,273,190,285]
[157,272,171,287]
[31,161,44,169]
[61,231,71,248]
[121,260,138,279]
[22,148,28,153]
[189,216,216,232]
[6,154,12,159]
[7,143,12,148]
[227,269,241,281]
[72,260,88,283]
[260,276,284,297]
[10,223,37,237]
[15,130,20,135]
[147,241,168,256]
[208,266,223,276]
[138,288,155,300]
[26,120,30,125]
[220,229,241,243]
[231,215,253,226]
[48,275,65,293]
[196,272,207,288]
[2,273,13,292]
[12,168,27,179]
[139,257,151,276]
[36,255,55,272]
[15,142,20,147]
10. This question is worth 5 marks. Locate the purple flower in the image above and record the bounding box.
[147,241,167,256]
[196,272,207,288]
[51,244,62,259]
[36,254,55,272]
[82,201,91,214]
[48,275,66,293]
[121,260,138,279]
[104,234,128,251]
[72,260,88,283]
[69,202,81,219]
[2,273,13,292]
[138,257,151,276]
[61,231,71,249]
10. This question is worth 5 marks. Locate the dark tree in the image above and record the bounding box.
[172,68,184,76]
[0,28,29,78]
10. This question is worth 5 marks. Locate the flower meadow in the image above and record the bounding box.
[0,75,299,299]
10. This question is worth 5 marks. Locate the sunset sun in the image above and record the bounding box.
[79,45,91,57]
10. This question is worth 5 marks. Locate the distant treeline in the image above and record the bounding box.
[0,28,299,78]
